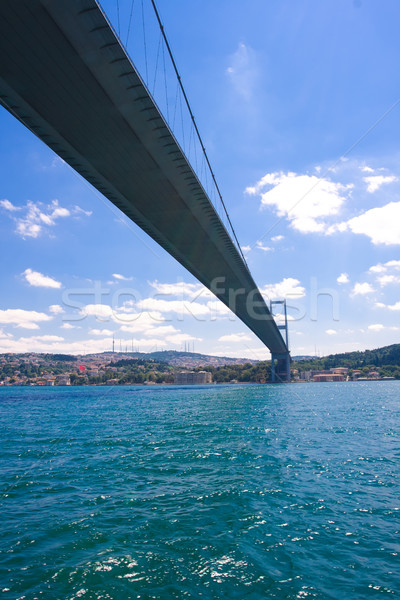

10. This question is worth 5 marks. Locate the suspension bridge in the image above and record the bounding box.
[0,0,290,381]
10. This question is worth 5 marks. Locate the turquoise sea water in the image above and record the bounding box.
[0,382,399,599]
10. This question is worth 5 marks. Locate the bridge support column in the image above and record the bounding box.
[271,352,291,383]
[269,299,290,382]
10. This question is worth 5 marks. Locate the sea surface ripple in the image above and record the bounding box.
[0,382,399,599]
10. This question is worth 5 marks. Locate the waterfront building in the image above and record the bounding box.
[313,373,345,382]
[174,371,212,385]
[368,371,380,379]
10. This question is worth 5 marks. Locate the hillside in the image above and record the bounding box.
[91,350,258,367]
[292,343,400,370]
[1,344,399,386]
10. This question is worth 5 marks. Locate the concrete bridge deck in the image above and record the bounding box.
[0,0,289,357]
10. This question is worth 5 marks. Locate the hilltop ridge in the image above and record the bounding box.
[93,350,259,368]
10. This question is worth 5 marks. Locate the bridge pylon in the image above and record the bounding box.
[270,300,291,383]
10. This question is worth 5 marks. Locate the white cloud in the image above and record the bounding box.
[60,323,77,329]
[226,42,258,101]
[80,304,114,320]
[77,292,233,338]
[364,175,397,193]
[148,280,212,299]
[367,323,399,332]
[218,333,252,343]
[256,241,272,252]
[0,329,13,339]
[261,277,306,299]
[377,274,400,287]
[52,206,70,219]
[119,323,198,348]
[112,273,133,281]
[116,337,165,349]
[211,346,270,360]
[246,171,348,233]
[385,260,400,269]
[164,333,202,345]
[368,323,384,332]
[0,308,52,329]
[325,329,337,335]
[351,282,375,296]
[369,264,387,274]
[105,325,202,349]
[0,199,20,211]
[0,326,198,354]
[137,297,211,317]
[339,201,400,245]
[247,163,400,246]
[242,240,276,254]
[271,235,284,242]
[337,273,349,284]
[19,323,41,331]
[116,299,136,313]
[49,304,65,314]
[19,335,64,342]
[23,268,62,289]
[120,324,178,337]
[369,259,400,274]
[73,205,92,217]
[387,302,400,311]
[78,304,167,331]
[117,310,165,327]
[0,334,117,354]
[17,220,41,238]
[17,200,69,238]
[89,329,114,336]
[2,199,90,239]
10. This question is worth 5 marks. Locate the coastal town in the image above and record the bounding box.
[0,351,219,387]
[0,344,399,386]
[295,367,396,382]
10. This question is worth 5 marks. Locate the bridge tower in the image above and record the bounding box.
[270,300,291,383]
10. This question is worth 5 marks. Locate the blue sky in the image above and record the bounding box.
[1,0,399,359]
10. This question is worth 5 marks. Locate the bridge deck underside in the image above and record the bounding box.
[0,0,288,355]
